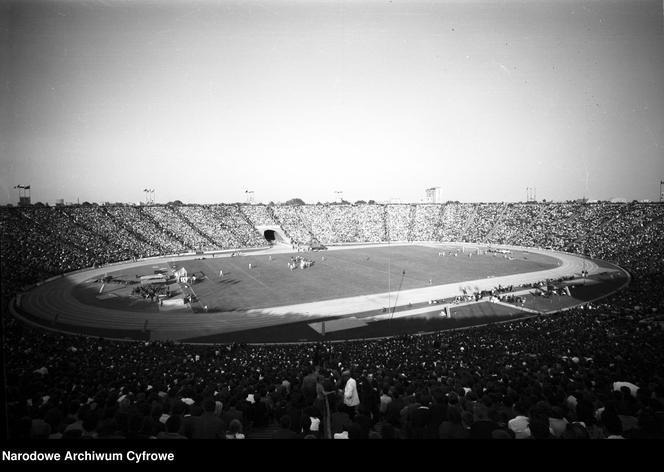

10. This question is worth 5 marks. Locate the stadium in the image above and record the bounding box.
[2,0,664,445]
[2,201,663,440]
[7,204,633,344]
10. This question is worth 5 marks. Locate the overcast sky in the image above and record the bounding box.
[1,0,663,205]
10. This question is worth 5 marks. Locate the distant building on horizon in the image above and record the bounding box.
[423,187,441,204]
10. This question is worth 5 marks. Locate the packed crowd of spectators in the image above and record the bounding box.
[64,207,157,260]
[463,203,507,243]
[103,205,188,256]
[325,205,362,243]
[270,205,314,245]
[209,205,266,248]
[27,207,136,266]
[488,203,542,245]
[4,293,663,440]
[385,205,413,242]
[142,206,215,252]
[573,205,661,260]
[438,203,476,241]
[240,204,279,227]
[2,201,663,439]
[172,205,265,250]
[299,206,337,244]
[356,204,387,243]
[1,209,94,291]
[410,204,442,242]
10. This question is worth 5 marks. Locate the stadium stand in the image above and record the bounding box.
[1,201,663,439]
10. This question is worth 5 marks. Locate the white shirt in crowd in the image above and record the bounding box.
[344,376,360,407]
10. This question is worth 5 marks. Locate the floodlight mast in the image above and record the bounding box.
[143,188,155,204]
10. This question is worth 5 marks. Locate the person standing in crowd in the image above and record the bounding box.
[342,370,360,417]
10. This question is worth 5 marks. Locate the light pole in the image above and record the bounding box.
[388,238,391,314]
[143,188,155,204]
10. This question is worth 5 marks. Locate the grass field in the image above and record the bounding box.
[91,244,560,313]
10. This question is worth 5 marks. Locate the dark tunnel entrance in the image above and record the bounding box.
[264,230,276,242]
